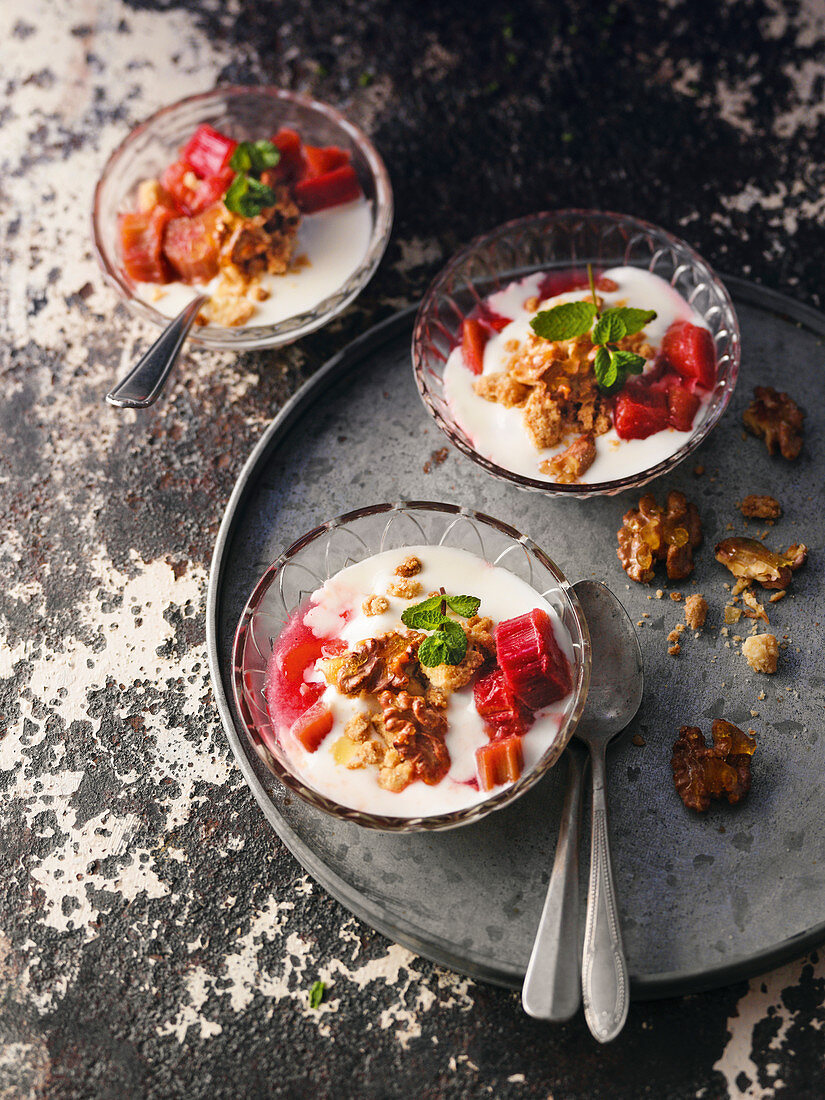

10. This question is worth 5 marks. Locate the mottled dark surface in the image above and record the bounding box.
[2,1,825,1097]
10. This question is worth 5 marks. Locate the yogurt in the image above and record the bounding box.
[443,266,712,484]
[137,197,373,327]
[265,545,576,818]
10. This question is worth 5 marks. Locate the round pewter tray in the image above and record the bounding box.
[207,279,825,998]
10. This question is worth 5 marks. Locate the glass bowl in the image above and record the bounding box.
[92,85,393,350]
[231,501,591,833]
[412,209,740,498]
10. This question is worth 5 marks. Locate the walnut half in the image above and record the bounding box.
[743,386,804,460]
[323,631,423,696]
[715,537,807,590]
[617,490,702,583]
[377,689,450,787]
[672,720,756,812]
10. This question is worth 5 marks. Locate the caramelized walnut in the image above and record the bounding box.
[743,386,804,460]
[540,432,597,484]
[785,543,808,571]
[740,494,782,520]
[715,537,807,590]
[377,689,450,786]
[323,631,423,696]
[672,720,756,812]
[617,490,702,583]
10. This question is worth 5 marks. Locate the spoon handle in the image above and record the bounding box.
[582,744,629,1042]
[522,743,586,1020]
[106,294,208,409]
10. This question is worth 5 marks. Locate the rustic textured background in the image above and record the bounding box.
[2,1,824,1096]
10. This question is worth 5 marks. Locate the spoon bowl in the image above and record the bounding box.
[522,580,642,1031]
[575,581,644,740]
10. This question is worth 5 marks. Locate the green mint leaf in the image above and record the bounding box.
[605,307,656,336]
[593,345,613,388]
[223,173,250,214]
[611,349,647,376]
[309,980,325,1009]
[224,175,277,217]
[530,300,596,342]
[417,633,453,667]
[400,594,442,628]
[401,605,447,631]
[439,619,468,663]
[229,144,251,174]
[230,140,280,175]
[592,311,627,345]
[246,176,277,205]
[248,140,280,172]
[444,594,481,618]
[418,621,468,667]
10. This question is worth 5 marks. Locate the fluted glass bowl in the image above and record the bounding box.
[232,501,591,833]
[412,210,740,498]
[92,86,393,350]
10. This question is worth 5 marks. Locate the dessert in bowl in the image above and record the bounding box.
[93,86,393,349]
[413,210,740,497]
[232,502,590,832]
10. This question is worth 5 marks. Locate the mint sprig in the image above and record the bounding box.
[223,139,280,217]
[528,266,656,394]
[309,980,325,1009]
[401,590,481,667]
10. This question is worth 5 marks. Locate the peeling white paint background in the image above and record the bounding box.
[3,0,825,1097]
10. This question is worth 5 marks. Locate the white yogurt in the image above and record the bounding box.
[443,266,712,484]
[274,545,575,818]
[136,197,373,327]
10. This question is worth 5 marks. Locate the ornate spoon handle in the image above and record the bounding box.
[106,294,207,409]
[522,743,586,1020]
[581,743,629,1042]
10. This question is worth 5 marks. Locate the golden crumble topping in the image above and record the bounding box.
[473,372,531,408]
[684,594,708,630]
[742,633,779,674]
[387,577,422,599]
[344,712,374,743]
[362,594,389,617]
[740,494,782,520]
[394,556,422,578]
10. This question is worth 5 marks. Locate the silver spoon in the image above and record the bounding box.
[106,294,208,408]
[522,580,643,1041]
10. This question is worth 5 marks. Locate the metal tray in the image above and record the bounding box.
[207,279,824,998]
